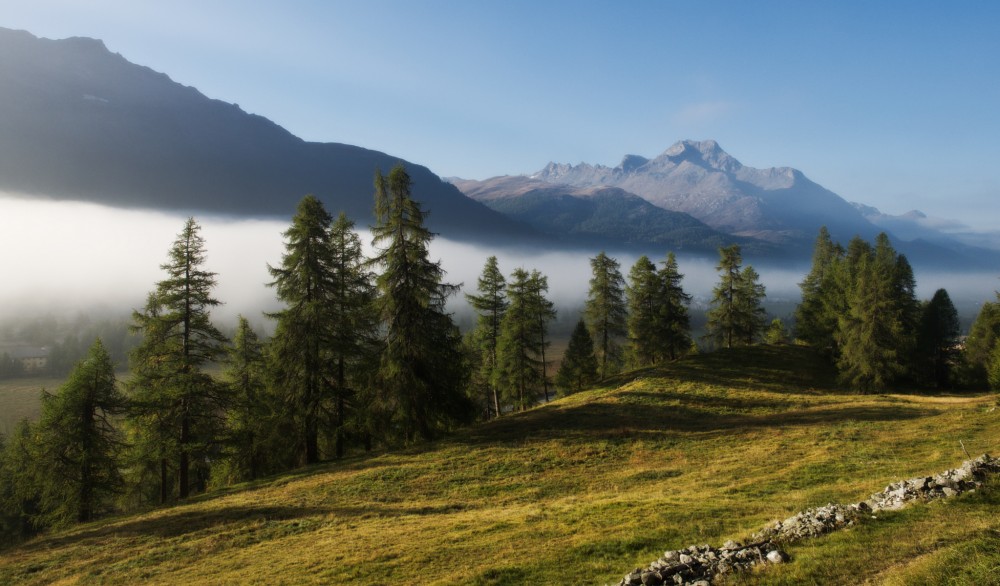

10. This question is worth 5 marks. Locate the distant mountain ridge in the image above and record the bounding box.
[0,27,535,243]
[531,139,880,246]
[452,175,776,255]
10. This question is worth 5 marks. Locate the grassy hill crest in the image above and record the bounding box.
[1,345,998,585]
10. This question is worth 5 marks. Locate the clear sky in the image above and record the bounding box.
[3,0,999,229]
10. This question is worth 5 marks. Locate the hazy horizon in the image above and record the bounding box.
[2,195,996,338]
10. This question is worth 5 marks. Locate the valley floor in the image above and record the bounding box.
[1,346,998,585]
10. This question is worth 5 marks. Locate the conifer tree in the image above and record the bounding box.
[372,165,472,441]
[794,227,843,349]
[556,319,598,395]
[269,199,376,462]
[835,234,913,392]
[658,252,692,360]
[528,270,557,402]
[0,419,42,542]
[585,251,627,377]
[128,218,227,500]
[916,289,960,388]
[465,256,507,417]
[36,338,125,524]
[705,244,743,349]
[222,316,269,481]
[736,265,767,345]
[268,196,336,465]
[626,255,660,367]
[494,268,543,411]
[765,318,790,345]
[963,301,1000,386]
[327,212,379,458]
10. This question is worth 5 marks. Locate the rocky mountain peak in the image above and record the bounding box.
[660,139,742,173]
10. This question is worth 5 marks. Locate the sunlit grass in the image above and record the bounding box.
[1,345,998,585]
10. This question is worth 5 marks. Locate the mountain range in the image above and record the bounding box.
[453,140,1000,267]
[1,26,996,268]
[0,27,533,244]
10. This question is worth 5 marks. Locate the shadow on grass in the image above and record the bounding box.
[458,395,935,446]
[22,499,478,553]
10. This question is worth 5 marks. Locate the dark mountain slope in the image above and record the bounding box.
[0,28,535,243]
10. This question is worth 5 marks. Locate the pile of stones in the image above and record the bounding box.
[615,454,999,586]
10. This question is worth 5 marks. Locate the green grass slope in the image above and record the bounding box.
[1,346,998,585]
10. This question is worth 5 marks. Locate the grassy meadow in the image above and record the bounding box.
[0,376,64,435]
[0,345,998,585]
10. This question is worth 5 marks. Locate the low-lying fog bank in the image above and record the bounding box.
[2,196,997,334]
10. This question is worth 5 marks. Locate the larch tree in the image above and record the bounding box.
[658,252,692,360]
[0,419,42,541]
[705,244,743,349]
[222,316,269,481]
[585,251,627,378]
[555,318,598,395]
[794,227,843,349]
[371,164,472,441]
[736,265,767,346]
[128,218,227,501]
[527,270,557,402]
[268,195,336,465]
[916,289,960,389]
[963,300,1000,387]
[36,338,125,524]
[494,268,543,411]
[327,212,379,458]
[626,255,661,368]
[269,198,376,463]
[835,234,915,392]
[465,256,507,417]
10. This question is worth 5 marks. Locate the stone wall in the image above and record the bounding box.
[615,454,1000,586]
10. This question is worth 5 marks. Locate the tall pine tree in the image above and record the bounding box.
[221,316,269,481]
[528,270,556,402]
[585,251,627,377]
[835,234,915,392]
[128,218,227,500]
[372,165,472,441]
[556,319,598,395]
[658,252,692,360]
[626,255,661,367]
[736,265,767,346]
[36,338,125,524]
[794,227,843,349]
[465,256,507,417]
[916,289,960,389]
[494,268,544,411]
[268,195,337,465]
[705,244,743,349]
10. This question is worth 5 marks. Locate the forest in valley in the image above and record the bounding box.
[0,164,997,547]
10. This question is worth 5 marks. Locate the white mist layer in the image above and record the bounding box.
[1,196,997,329]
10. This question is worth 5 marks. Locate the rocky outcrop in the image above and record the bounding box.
[615,454,1000,586]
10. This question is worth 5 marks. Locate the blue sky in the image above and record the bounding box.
[3,0,999,229]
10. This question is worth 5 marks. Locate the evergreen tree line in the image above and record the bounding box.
[794,227,964,392]
[0,165,477,540]
[465,245,768,412]
[0,162,770,541]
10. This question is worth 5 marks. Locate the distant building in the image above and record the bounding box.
[7,346,49,372]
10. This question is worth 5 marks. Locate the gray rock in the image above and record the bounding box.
[678,554,694,565]
[766,550,789,564]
